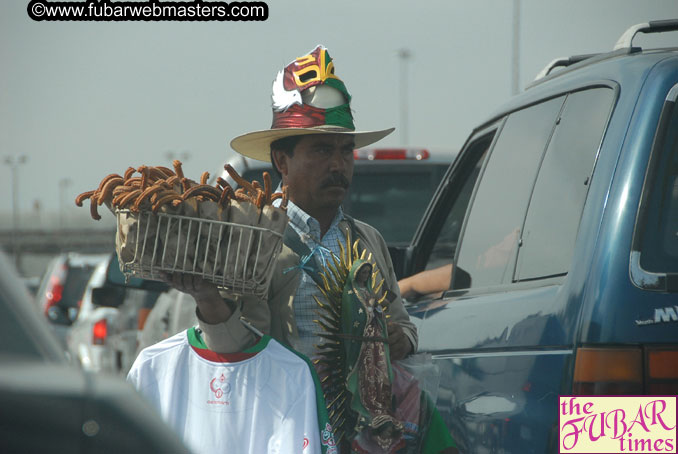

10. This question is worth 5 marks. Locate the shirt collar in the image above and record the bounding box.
[286,200,345,242]
[273,183,346,240]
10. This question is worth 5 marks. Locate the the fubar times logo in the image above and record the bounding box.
[559,396,677,453]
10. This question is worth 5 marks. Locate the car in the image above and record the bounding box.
[66,253,169,374]
[395,21,678,453]
[34,252,109,347]
[0,250,188,454]
[220,146,454,277]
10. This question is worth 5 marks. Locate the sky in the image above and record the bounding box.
[1,0,677,230]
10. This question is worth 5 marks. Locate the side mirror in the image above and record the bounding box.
[91,286,125,308]
[388,245,412,280]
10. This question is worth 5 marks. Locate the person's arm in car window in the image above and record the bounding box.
[398,263,453,299]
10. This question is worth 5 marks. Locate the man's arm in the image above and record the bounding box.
[353,220,418,360]
[166,273,232,322]
[398,264,453,299]
[162,273,260,353]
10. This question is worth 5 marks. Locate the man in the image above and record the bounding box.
[170,45,417,362]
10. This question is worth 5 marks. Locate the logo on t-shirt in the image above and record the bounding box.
[208,373,231,405]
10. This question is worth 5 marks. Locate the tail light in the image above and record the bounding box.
[646,348,678,394]
[137,308,152,330]
[43,264,68,315]
[93,319,108,345]
[573,346,678,395]
[573,347,643,394]
[353,148,430,161]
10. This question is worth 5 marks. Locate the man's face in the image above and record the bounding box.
[274,134,355,216]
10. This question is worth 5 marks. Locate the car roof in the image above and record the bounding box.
[477,48,678,133]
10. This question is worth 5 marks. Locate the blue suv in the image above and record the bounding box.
[397,21,678,453]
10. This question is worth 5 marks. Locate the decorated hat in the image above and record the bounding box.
[230,45,395,162]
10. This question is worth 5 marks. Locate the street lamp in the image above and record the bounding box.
[397,48,412,146]
[511,0,521,95]
[3,154,28,231]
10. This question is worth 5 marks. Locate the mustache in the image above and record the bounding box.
[321,173,350,189]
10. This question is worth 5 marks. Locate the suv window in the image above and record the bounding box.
[515,88,615,280]
[425,134,493,272]
[633,84,678,280]
[453,96,565,289]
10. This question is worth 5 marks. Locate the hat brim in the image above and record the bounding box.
[230,126,395,162]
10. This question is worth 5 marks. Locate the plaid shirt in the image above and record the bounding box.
[283,200,347,358]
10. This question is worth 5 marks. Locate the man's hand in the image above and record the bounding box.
[161,273,233,324]
[387,322,412,361]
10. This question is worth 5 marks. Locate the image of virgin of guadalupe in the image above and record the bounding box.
[341,259,404,452]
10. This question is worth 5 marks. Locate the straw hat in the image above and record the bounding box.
[230,45,394,162]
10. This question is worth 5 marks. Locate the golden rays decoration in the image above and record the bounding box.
[312,229,389,445]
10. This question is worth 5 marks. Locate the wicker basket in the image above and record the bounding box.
[115,209,285,298]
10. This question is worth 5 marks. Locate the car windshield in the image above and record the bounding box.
[344,165,447,244]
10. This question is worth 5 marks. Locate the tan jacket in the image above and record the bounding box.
[199,218,418,354]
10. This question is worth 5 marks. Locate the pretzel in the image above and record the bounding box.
[164,175,180,188]
[78,162,283,219]
[138,166,150,190]
[112,185,135,197]
[133,184,172,211]
[216,177,230,190]
[89,198,101,220]
[75,190,96,207]
[224,164,255,193]
[118,189,142,210]
[111,192,128,207]
[155,166,175,178]
[173,160,185,181]
[263,171,272,204]
[123,167,136,181]
[181,184,222,201]
[96,174,122,193]
[150,187,179,204]
[98,177,124,205]
[123,176,142,187]
[180,177,195,193]
[147,166,169,182]
[234,188,255,203]
[219,184,235,206]
[152,193,182,213]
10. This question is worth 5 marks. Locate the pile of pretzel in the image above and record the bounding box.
[75,160,287,220]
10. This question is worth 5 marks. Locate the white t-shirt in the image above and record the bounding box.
[128,327,337,454]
